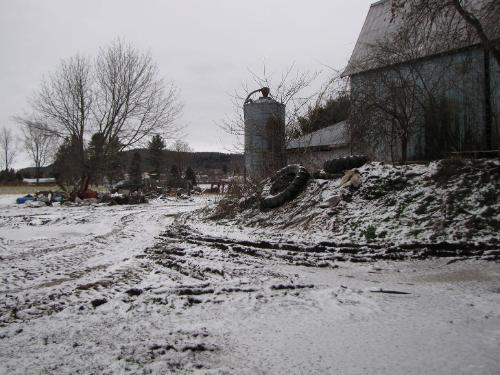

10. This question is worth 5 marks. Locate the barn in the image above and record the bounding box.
[343,0,500,162]
[286,120,350,170]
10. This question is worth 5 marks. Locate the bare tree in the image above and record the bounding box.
[33,54,92,150]
[0,127,17,171]
[19,39,182,192]
[390,0,500,150]
[93,39,182,150]
[390,0,500,66]
[349,25,464,163]
[24,54,92,191]
[219,64,320,152]
[350,71,422,164]
[169,140,192,173]
[20,119,55,184]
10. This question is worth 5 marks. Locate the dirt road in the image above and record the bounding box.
[0,196,499,374]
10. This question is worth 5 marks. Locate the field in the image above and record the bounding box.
[0,184,111,196]
[0,195,499,374]
[0,184,58,195]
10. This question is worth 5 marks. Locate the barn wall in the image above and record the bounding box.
[350,46,498,161]
[491,51,500,150]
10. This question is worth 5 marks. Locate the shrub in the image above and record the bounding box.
[362,225,377,242]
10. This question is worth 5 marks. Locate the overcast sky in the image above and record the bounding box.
[0,0,372,168]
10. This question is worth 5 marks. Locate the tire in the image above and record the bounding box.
[261,164,310,209]
[323,155,369,174]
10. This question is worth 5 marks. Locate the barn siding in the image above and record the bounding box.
[351,46,499,161]
[492,51,500,150]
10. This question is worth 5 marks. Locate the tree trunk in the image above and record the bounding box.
[401,136,408,164]
[35,164,40,186]
[483,48,493,151]
[79,137,87,192]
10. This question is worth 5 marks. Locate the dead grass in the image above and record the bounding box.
[0,184,58,195]
[0,184,109,195]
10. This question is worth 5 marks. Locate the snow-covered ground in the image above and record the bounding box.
[0,195,499,374]
[206,159,500,247]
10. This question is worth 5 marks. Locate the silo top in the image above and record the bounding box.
[243,87,284,107]
[244,97,283,106]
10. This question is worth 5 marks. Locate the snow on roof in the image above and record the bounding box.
[287,121,349,150]
[343,0,499,77]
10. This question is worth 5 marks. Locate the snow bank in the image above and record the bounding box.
[202,159,500,246]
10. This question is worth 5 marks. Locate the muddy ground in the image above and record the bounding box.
[0,196,499,374]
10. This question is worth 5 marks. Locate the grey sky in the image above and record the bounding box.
[0,0,372,167]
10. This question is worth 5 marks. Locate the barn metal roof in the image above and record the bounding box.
[343,0,499,77]
[343,0,397,76]
[287,121,349,150]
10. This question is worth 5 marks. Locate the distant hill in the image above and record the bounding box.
[120,149,243,175]
[18,150,244,178]
[17,166,54,179]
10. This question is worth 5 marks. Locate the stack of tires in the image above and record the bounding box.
[261,164,310,209]
[323,155,369,174]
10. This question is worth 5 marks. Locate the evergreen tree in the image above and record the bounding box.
[185,166,197,186]
[87,132,106,183]
[170,165,180,180]
[0,168,20,183]
[88,133,123,185]
[147,135,166,174]
[297,94,351,135]
[105,138,124,184]
[15,170,23,182]
[128,152,143,189]
[53,136,85,192]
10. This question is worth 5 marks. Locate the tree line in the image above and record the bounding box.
[127,136,197,190]
[11,38,182,192]
[2,37,242,189]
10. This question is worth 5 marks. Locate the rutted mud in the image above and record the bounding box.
[1,198,499,374]
[158,220,500,265]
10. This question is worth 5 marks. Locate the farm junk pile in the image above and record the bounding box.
[16,191,67,206]
[202,157,500,251]
[14,189,148,207]
[15,194,35,204]
[100,191,147,205]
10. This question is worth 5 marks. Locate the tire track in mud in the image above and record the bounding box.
[139,217,500,315]
[129,219,354,373]
[0,201,228,374]
[138,218,500,373]
[0,206,176,324]
[0,211,139,292]
[1,210,138,261]
[1,199,499,374]
[142,220,332,314]
[3,202,497,326]
[169,217,500,264]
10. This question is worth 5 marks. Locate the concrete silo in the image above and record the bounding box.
[243,87,286,179]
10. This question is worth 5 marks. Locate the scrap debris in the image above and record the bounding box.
[369,289,411,295]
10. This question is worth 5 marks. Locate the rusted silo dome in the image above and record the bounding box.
[243,88,286,179]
